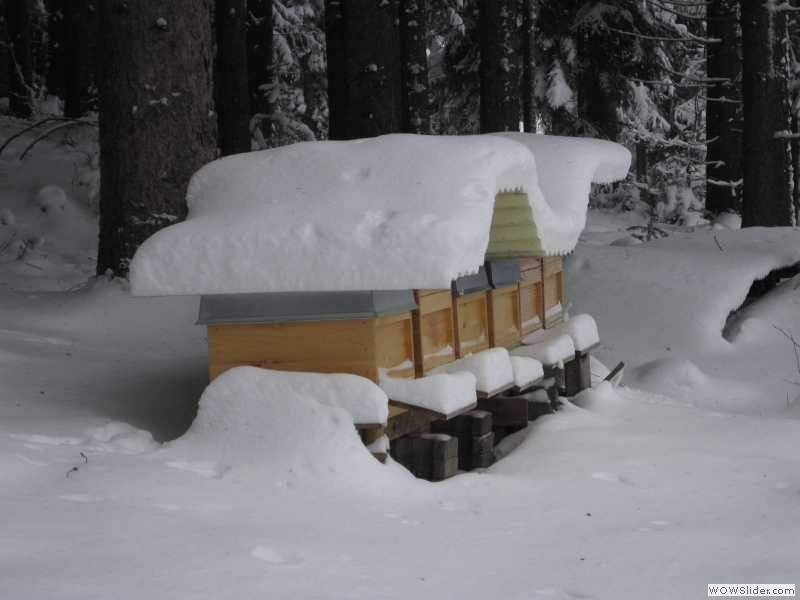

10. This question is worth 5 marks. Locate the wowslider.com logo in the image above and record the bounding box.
[708,584,795,597]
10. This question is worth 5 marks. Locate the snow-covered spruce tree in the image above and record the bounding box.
[325,0,403,139]
[479,0,521,133]
[741,0,792,227]
[216,0,252,155]
[706,0,742,216]
[96,0,217,276]
[247,0,274,146]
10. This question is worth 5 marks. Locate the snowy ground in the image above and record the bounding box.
[2,127,799,599]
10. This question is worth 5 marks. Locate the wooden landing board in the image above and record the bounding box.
[476,382,515,401]
[510,376,545,395]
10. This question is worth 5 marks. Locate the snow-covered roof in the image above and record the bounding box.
[130,134,630,296]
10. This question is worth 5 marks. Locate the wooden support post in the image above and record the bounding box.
[564,351,592,397]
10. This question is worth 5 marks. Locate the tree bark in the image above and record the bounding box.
[247,0,273,144]
[45,0,65,99]
[6,0,34,118]
[63,0,95,117]
[577,35,620,141]
[706,0,742,216]
[479,0,520,133]
[97,0,217,276]
[741,0,792,226]
[325,0,403,140]
[216,0,251,155]
[399,0,430,134]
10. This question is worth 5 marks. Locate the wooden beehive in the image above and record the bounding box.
[518,257,544,335]
[452,291,490,357]
[542,256,565,327]
[201,292,416,383]
[412,289,456,376]
[485,260,522,349]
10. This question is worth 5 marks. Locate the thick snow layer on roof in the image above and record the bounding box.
[130,134,542,296]
[497,133,631,255]
[513,333,576,367]
[510,356,544,387]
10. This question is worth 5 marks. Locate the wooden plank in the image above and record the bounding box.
[374,312,416,380]
[475,381,515,400]
[385,404,436,440]
[510,376,545,395]
[519,280,544,336]
[412,289,456,376]
[389,399,478,422]
[452,290,490,358]
[543,255,563,277]
[207,319,377,381]
[488,284,521,349]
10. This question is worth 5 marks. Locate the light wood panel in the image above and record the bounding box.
[488,284,522,349]
[374,313,416,380]
[519,280,544,335]
[452,291,490,358]
[542,256,565,328]
[412,289,456,375]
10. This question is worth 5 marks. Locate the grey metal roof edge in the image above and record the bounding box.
[452,266,491,297]
[486,259,522,288]
[197,290,417,325]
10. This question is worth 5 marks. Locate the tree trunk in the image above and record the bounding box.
[63,0,94,117]
[96,0,217,276]
[706,0,742,216]
[216,0,251,155]
[325,0,403,140]
[247,0,273,145]
[577,35,620,141]
[479,0,520,133]
[45,0,65,99]
[741,0,792,227]
[6,0,34,118]
[399,0,430,134]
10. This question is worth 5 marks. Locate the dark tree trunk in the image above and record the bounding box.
[325,0,403,140]
[479,0,520,133]
[216,0,251,155]
[741,0,792,227]
[324,0,347,139]
[45,0,65,99]
[521,0,534,132]
[247,0,273,144]
[399,0,430,134]
[577,35,620,141]
[706,0,742,216]
[6,0,34,118]
[96,0,217,276]
[63,0,95,118]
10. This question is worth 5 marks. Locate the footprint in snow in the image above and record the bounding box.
[251,546,304,566]
[591,471,633,485]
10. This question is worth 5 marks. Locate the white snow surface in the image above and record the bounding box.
[129,133,630,296]
[513,332,576,366]
[528,313,599,352]
[5,124,800,600]
[380,372,477,416]
[430,347,515,393]
[510,356,544,387]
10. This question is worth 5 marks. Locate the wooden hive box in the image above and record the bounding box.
[518,257,544,335]
[412,289,456,376]
[542,256,565,328]
[485,260,522,349]
[200,292,417,383]
[451,268,491,358]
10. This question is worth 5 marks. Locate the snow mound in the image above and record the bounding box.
[85,422,159,454]
[514,333,575,366]
[166,367,388,481]
[510,356,544,387]
[430,347,515,393]
[380,372,477,416]
[129,133,630,295]
[497,133,631,253]
[712,212,742,231]
[571,381,624,411]
[536,314,600,352]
